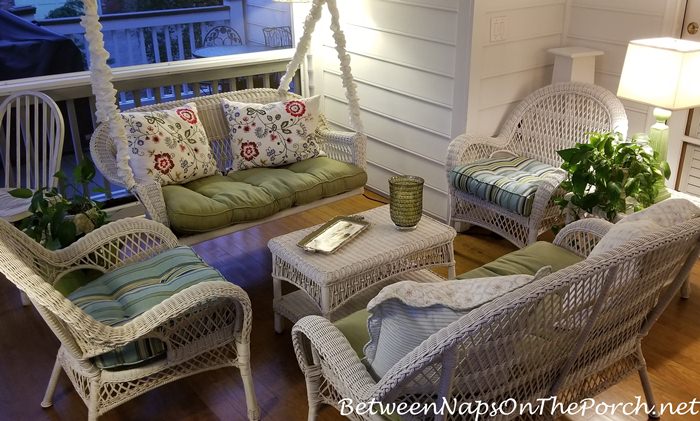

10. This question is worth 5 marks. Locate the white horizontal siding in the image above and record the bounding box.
[564,0,686,185]
[467,0,567,135]
[244,0,291,45]
[315,0,460,219]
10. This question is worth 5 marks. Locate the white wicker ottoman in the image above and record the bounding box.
[268,205,456,332]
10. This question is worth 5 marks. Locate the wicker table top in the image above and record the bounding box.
[268,205,456,285]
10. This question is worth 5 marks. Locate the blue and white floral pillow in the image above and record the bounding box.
[222,96,323,171]
[120,103,217,186]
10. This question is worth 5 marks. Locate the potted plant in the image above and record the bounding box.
[9,159,108,250]
[556,131,670,222]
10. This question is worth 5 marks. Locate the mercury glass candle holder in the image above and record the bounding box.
[389,175,424,230]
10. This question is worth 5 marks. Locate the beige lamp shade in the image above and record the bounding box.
[617,37,700,110]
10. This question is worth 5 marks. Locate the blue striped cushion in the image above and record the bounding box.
[365,276,532,379]
[449,156,560,216]
[67,246,224,370]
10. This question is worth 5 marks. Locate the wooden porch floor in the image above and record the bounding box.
[1,193,699,420]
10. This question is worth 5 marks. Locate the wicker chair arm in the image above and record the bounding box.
[131,181,170,226]
[553,218,614,257]
[446,134,510,171]
[54,217,179,271]
[316,127,367,169]
[74,281,252,358]
[292,315,377,401]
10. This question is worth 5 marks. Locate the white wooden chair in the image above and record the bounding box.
[292,212,700,420]
[0,91,65,222]
[446,82,628,248]
[0,217,259,421]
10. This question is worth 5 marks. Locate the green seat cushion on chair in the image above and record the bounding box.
[449,156,560,216]
[67,246,224,370]
[336,243,582,361]
[334,308,371,358]
[162,157,367,234]
[459,241,583,279]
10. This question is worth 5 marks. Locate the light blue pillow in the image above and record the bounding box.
[364,274,536,378]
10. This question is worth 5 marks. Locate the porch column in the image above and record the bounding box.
[224,0,246,44]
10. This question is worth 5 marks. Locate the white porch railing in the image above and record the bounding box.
[0,49,300,203]
[35,4,253,66]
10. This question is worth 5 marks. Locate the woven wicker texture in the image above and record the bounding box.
[0,217,259,421]
[269,205,456,329]
[292,213,700,420]
[446,82,628,248]
[90,88,367,229]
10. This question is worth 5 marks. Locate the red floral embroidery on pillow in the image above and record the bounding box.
[240,142,259,161]
[176,108,197,124]
[285,100,306,117]
[153,153,175,174]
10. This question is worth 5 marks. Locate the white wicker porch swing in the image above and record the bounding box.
[85,0,367,244]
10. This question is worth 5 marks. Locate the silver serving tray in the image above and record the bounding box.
[297,215,369,254]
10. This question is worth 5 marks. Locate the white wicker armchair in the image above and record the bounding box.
[0,217,259,421]
[292,216,700,420]
[446,82,628,247]
[89,89,367,238]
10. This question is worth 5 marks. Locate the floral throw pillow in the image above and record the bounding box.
[222,96,323,171]
[121,103,218,186]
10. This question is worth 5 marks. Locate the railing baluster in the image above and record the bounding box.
[176,25,186,60]
[42,99,47,187]
[33,97,39,188]
[3,103,10,187]
[151,27,161,63]
[154,87,163,104]
[14,97,20,187]
[227,78,237,92]
[246,76,254,89]
[132,90,142,108]
[24,96,31,188]
[188,24,197,58]
[164,28,174,63]
[211,80,220,94]
[192,82,201,97]
[87,96,112,199]
[263,75,271,89]
[66,99,90,195]
[174,84,182,100]
[138,28,148,64]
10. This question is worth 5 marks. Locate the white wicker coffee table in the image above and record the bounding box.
[268,205,456,332]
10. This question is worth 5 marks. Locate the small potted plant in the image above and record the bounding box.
[556,131,670,223]
[10,159,108,250]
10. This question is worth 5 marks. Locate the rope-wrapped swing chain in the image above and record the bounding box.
[278,0,365,136]
[79,0,135,189]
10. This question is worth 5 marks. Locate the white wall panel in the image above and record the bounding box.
[466,0,567,135]
[319,48,454,106]
[564,0,686,185]
[322,72,452,136]
[325,99,451,163]
[343,0,458,45]
[314,0,461,218]
[332,25,456,76]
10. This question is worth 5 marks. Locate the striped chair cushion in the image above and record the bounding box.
[449,156,560,216]
[67,246,225,370]
[364,275,534,379]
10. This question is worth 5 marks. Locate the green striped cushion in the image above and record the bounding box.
[67,246,224,370]
[449,156,560,216]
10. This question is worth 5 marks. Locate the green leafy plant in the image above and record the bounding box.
[556,131,670,222]
[9,159,108,250]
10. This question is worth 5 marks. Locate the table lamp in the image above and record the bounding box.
[617,37,700,163]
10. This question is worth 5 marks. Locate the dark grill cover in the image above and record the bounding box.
[0,10,85,81]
